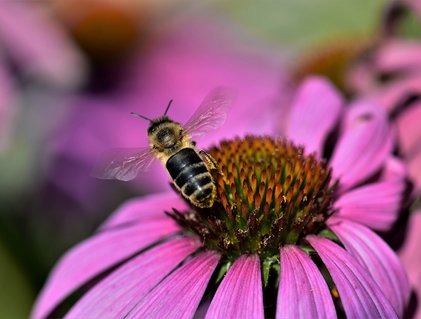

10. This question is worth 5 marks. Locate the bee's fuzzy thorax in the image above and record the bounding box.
[147,116,176,135]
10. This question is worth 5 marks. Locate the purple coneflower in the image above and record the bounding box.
[33,77,409,318]
[345,2,421,317]
[346,0,421,193]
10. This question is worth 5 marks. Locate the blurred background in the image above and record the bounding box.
[0,0,395,317]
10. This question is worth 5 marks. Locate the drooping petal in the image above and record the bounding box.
[0,60,15,152]
[333,180,404,231]
[0,2,86,87]
[375,40,421,72]
[369,75,421,112]
[206,254,264,319]
[126,251,220,319]
[409,151,421,193]
[328,219,410,316]
[394,99,421,192]
[277,245,336,319]
[100,192,188,229]
[396,100,421,158]
[32,218,180,319]
[286,77,343,157]
[398,211,421,319]
[380,157,408,182]
[307,235,397,319]
[66,237,200,318]
[330,100,393,191]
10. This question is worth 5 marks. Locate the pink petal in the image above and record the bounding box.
[206,254,264,319]
[398,211,421,319]
[0,61,15,152]
[380,157,408,182]
[333,180,404,231]
[0,2,86,87]
[396,100,421,158]
[408,151,421,193]
[66,237,200,318]
[375,40,421,72]
[32,218,180,319]
[307,235,397,319]
[330,100,393,191]
[286,76,343,157]
[277,245,336,319]
[328,219,410,316]
[368,75,421,112]
[126,251,220,319]
[100,192,188,229]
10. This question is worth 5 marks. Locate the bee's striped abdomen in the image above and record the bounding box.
[166,148,216,208]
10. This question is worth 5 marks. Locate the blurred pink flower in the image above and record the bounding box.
[0,2,86,87]
[33,77,409,318]
[347,2,421,317]
[0,62,15,151]
[48,16,290,210]
[0,2,86,151]
[347,1,421,193]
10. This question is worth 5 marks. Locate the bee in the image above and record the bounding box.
[93,87,233,208]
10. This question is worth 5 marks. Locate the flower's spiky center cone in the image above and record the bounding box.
[169,136,336,259]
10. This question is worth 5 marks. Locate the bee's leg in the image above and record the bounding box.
[199,150,223,175]
[192,141,197,147]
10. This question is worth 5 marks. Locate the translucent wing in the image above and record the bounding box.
[92,147,155,181]
[184,87,234,137]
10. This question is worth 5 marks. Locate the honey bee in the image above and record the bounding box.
[93,87,233,208]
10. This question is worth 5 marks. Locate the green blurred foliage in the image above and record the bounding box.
[212,0,385,50]
[0,240,34,318]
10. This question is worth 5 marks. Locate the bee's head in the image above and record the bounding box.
[148,119,183,150]
[131,99,182,150]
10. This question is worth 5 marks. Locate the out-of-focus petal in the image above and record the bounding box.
[330,100,393,191]
[66,237,200,319]
[328,219,410,316]
[206,255,264,319]
[333,180,404,231]
[409,151,421,193]
[0,60,15,152]
[277,245,335,319]
[126,251,220,319]
[396,100,421,158]
[286,76,343,157]
[399,211,421,319]
[368,76,421,112]
[381,157,408,182]
[307,235,397,319]
[100,192,188,229]
[0,2,86,87]
[375,40,421,72]
[32,218,180,319]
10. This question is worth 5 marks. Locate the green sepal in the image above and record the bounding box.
[262,256,279,287]
[215,261,232,283]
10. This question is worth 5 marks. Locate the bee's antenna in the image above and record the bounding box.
[163,99,173,116]
[130,112,152,121]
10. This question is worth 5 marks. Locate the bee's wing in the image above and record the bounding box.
[184,87,234,137]
[92,147,155,181]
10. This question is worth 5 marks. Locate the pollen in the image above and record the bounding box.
[168,136,336,258]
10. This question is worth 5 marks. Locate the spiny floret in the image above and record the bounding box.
[168,136,336,258]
